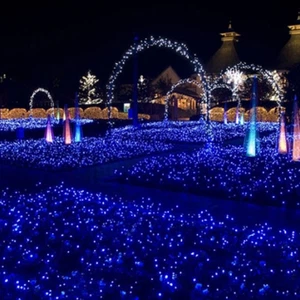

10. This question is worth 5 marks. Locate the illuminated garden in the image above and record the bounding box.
[1,33,300,299]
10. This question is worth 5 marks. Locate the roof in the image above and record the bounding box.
[277,12,300,70]
[206,40,240,73]
[277,35,300,70]
[206,21,240,74]
[152,66,181,85]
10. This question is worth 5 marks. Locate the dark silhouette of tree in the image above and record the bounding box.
[153,77,173,97]
[115,84,133,103]
[211,88,232,105]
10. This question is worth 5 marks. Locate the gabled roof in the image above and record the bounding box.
[152,66,181,85]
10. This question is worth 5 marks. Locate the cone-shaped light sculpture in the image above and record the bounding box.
[74,92,82,142]
[63,110,72,145]
[278,113,288,154]
[292,95,300,161]
[63,104,67,121]
[56,106,60,121]
[240,112,244,125]
[74,122,82,142]
[245,76,259,157]
[45,114,54,143]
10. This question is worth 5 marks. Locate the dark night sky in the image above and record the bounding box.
[0,1,298,94]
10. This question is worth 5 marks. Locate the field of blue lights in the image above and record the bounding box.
[0,118,93,132]
[0,184,299,299]
[0,136,173,170]
[1,119,300,299]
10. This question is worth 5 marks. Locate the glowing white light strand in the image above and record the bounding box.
[106,36,208,123]
[209,83,234,104]
[29,88,54,117]
[220,62,285,107]
[164,78,206,121]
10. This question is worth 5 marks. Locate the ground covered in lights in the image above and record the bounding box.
[0,184,299,299]
[0,118,93,131]
[114,121,300,207]
[1,121,300,206]
[0,136,173,170]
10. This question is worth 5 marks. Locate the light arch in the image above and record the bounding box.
[29,88,54,117]
[220,62,285,107]
[209,83,233,106]
[164,78,205,120]
[106,36,208,121]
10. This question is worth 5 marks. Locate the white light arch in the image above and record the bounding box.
[209,83,234,107]
[106,36,208,121]
[164,78,205,120]
[220,62,285,107]
[29,88,54,117]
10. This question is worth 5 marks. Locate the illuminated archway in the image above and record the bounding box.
[106,36,208,121]
[164,78,205,120]
[220,62,285,107]
[29,88,54,117]
[209,83,233,106]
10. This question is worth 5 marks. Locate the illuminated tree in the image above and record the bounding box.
[79,70,102,105]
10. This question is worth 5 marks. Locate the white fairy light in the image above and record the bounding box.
[220,62,285,108]
[29,88,54,117]
[106,36,208,124]
[225,69,244,90]
[79,70,102,105]
[164,78,206,121]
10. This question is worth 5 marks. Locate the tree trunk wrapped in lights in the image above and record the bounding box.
[292,95,300,161]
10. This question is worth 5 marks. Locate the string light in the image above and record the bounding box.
[1,184,299,298]
[0,118,93,132]
[106,36,208,124]
[29,88,54,117]
[113,120,300,206]
[220,62,285,107]
[164,78,205,121]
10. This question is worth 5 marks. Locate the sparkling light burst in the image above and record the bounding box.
[221,62,285,108]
